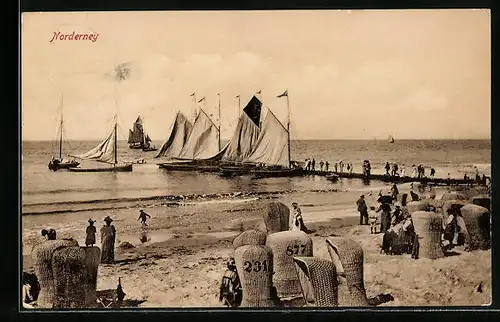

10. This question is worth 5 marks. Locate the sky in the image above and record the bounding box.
[21,9,491,141]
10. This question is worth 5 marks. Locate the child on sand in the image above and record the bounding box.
[369,206,379,234]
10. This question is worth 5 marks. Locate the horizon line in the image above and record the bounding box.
[21,137,492,142]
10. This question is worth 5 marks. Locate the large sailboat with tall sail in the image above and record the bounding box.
[69,116,133,172]
[157,94,227,171]
[247,90,302,178]
[48,94,80,171]
[128,116,157,151]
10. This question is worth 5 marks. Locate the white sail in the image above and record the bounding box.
[178,108,220,160]
[155,112,193,158]
[244,109,289,167]
[73,128,116,163]
[222,113,260,162]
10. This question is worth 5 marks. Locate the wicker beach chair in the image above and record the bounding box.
[31,239,79,308]
[263,201,290,234]
[292,257,338,307]
[51,246,88,308]
[325,237,369,307]
[266,231,313,300]
[411,211,444,259]
[234,245,274,307]
[460,204,490,250]
[441,192,468,201]
[472,196,491,212]
[233,230,267,249]
[83,246,101,307]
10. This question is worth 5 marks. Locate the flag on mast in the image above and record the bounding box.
[190,92,195,96]
[277,90,288,98]
[256,90,262,94]
[197,97,205,103]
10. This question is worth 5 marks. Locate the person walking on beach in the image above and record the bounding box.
[311,159,316,171]
[292,202,310,233]
[356,195,369,225]
[325,161,330,172]
[391,184,399,201]
[138,209,151,227]
[101,216,116,264]
[320,160,324,172]
[376,201,392,234]
[368,206,379,234]
[385,162,390,175]
[85,219,97,247]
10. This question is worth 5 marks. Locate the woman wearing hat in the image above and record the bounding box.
[291,202,310,233]
[101,216,116,264]
[85,219,97,247]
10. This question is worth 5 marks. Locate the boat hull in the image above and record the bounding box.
[251,167,304,179]
[48,161,80,171]
[68,164,133,173]
[129,144,143,149]
[142,147,158,152]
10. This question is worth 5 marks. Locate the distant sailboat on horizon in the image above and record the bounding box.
[389,134,395,144]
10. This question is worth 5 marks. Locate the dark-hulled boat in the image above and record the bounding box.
[68,164,132,172]
[128,116,157,151]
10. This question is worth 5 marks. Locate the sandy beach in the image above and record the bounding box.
[22,185,491,308]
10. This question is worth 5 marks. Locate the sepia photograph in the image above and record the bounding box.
[21,9,491,309]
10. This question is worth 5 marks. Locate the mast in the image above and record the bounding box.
[217,93,221,151]
[236,95,240,117]
[59,93,64,159]
[191,93,197,123]
[114,115,118,164]
[286,92,291,168]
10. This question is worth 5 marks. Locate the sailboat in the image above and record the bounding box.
[128,116,157,151]
[389,134,395,144]
[247,90,303,178]
[68,116,133,172]
[48,95,80,171]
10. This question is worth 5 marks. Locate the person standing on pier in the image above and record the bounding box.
[392,163,399,176]
[320,160,324,172]
[85,219,97,247]
[430,168,436,178]
[356,195,369,225]
[421,165,426,178]
[346,163,351,173]
[325,161,330,172]
[101,216,116,264]
[334,162,338,172]
[412,165,417,178]
[339,160,344,173]
[349,163,353,174]
[385,162,390,175]
[311,159,316,171]
[401,164,406,177]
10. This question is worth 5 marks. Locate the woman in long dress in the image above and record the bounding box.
[100,216,116,264]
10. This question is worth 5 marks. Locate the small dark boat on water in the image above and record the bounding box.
[128,116,157,151]
[251,166,304,179]
[48,94,80,171]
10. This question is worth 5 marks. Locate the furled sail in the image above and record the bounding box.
[155,111,193,158]
[222,95,262,162]
[73,128,116,164]
[244,109,289,168]
[177,108,220,159]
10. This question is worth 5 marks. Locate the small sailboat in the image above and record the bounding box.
[128,116,157,152]
[69,116,133,172]
[388,135,395,144]
[48,95,80,171]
